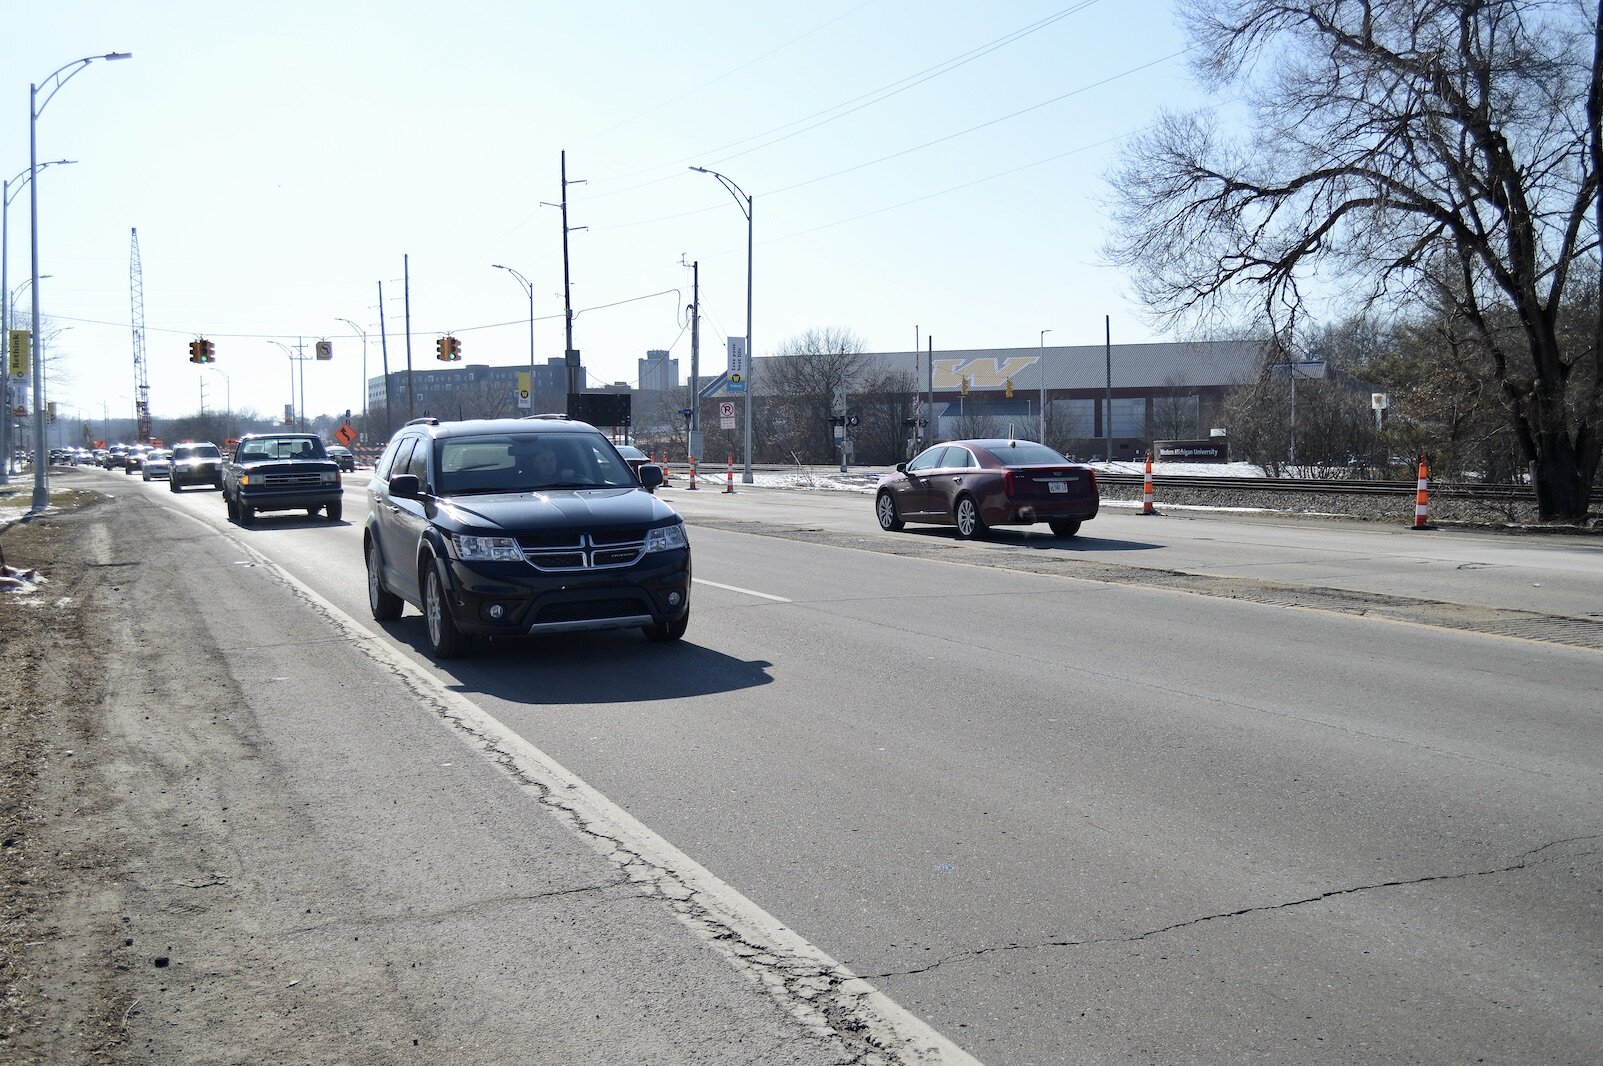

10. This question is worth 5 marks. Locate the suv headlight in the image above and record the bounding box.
[450,534,523,562]
[644,523,688,553]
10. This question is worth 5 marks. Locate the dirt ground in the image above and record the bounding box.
[1,491,130,1062]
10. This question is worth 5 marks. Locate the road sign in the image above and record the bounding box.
[719,401,736,429]
[334,422,357,446]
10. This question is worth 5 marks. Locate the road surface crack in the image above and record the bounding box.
[861,835,1601,982]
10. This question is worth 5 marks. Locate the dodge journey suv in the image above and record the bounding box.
[363,416,690,659]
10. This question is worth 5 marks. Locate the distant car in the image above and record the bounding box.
[124,445,150,474]
[614,444,659,491]
[169,441,225,491]
[104,445,128,469]
[326,445,356,472]
[141,449,173,481]
[875,438,1100,539]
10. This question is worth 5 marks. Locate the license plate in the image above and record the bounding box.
[1049,481,1067,493]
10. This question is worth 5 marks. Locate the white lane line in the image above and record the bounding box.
[694,578,792,603]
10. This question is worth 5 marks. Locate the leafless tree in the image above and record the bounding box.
[1108,0,1602,520]
[762,327,869,463]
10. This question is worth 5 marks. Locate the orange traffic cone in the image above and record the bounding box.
[687,455,698,491]
[1141,452,1156,515]
[1411,454,1435,530]
[723,454,736,494]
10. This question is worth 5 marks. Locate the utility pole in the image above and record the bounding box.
[378,281,392,438]
[403,255,413,420]
[689,260,700,452]
[1104,315,1113,463]
[559,151,587,402]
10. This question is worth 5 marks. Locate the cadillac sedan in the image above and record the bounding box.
[875,439,1099,539]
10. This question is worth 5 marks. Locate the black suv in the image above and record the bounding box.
[363,416,689,658]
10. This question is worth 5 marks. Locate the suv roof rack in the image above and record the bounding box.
[405,416,440,426]
[522,413,572,421]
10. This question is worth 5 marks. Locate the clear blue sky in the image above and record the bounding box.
[3,0,1197,436]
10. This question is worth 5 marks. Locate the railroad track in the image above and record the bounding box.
[1093,473,1539,501]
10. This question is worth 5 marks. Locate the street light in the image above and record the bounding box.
[2,162,71,485]
[202,365,231,439]
[690,166,754,484]
[28,51,131,513]
[335,317,368,438]
[491,265,536,415]
[267,336,304,429]
[1038,329,1052,444]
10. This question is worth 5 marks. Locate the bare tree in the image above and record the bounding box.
[762,327,869,463]
[1108,0,1602,520]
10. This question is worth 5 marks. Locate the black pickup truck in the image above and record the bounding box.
[222,432,344,524]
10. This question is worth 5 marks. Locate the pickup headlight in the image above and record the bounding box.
[321,471,340,484]
[644,523,688,553]
[450,534,523,562]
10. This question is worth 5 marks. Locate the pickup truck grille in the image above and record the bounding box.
[517,530,648,571]
[261,471,326,487]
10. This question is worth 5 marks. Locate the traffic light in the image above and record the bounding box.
[436,335,461,361]
[436,337,446,360]
[189,339,215,364]
[960,375,970,396]
[202,339,215,362]
[448,336,462,359]
[1005,377,1014,398]
[188,340,202,363]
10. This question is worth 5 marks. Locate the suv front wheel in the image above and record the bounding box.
[422,563,469,659]
[645,608,690,642]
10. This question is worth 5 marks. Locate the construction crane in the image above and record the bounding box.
[130,227,151,443]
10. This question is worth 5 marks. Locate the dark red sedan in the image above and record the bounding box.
[875,439,1099,538]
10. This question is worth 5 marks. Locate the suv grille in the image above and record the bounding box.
[517,529,649,571]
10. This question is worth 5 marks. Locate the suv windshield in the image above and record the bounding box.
[436,432,635,494]
[174,443,220,460]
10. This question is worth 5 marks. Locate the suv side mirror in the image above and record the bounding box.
[388,473,423,499]
[639,464,664,488]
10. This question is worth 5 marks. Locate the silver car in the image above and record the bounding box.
[140,448,173,481]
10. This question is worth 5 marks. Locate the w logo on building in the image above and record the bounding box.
[932,357,1038,390]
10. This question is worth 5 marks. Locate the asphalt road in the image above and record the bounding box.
[86,468,1603,1064]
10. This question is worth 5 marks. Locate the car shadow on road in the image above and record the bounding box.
[896,527,1162,552]
[382,621,774,705]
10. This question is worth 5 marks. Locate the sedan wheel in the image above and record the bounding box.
[953,495,988,539]
[875,491,904,531]
[1049,519,1082,538]
[366,541,403,621]
[423,565,469,659]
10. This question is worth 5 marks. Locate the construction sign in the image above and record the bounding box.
[334,421,357,446]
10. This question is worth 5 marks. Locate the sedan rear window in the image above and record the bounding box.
[988,442,1072,467]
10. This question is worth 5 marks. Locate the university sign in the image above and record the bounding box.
[932,357,1038,390]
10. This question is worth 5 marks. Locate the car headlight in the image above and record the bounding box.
[644,523,688,553]
[321,471,340,484]
[450,534,523,562]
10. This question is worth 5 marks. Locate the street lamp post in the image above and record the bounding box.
[1038,329,1052,444]
[491,265,536,415]
[203,365,231,439]
[270,340,311,431]
[2,162,71,485]
[28,51,131,512]
[690,166,754,484]
[336,317,368,438]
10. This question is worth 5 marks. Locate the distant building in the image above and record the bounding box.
[367,357,577,423]
[638,350,678,393]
